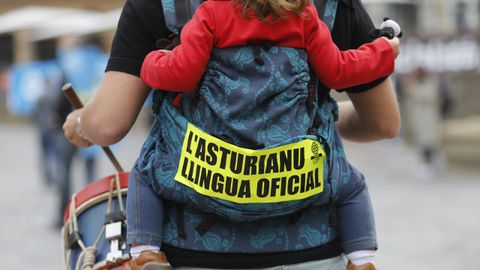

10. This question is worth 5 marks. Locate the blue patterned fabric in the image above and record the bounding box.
[181,47,314,148]
[320,0,339,30]
[161,0,202,34]
[136,94,366,253]
[161,200,339,252]
[136,47,336,222]
[133,0,365,252]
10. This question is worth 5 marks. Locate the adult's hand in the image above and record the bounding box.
[63,108,93,147]
[337,78,401,142]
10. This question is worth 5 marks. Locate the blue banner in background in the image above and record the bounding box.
[7,60,63,116]
[57,44,108,95]
[7,45,108,116]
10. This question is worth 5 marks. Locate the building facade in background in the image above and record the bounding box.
[365,0,480,118]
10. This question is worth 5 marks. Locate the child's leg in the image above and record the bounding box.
[126,169,164,250]
[126,169,171,269]
[335,180,377,268]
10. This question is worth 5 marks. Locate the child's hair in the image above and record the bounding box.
[235,0,310,21]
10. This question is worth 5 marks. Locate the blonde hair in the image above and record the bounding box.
[235,0,310,21]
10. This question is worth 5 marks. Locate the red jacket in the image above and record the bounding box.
[141,0,394,91]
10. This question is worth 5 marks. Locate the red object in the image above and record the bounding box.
[98,261,130,270]
[110,265,127,270]
[109,265,127,270]
[141,0,394,92]
[63,172,130,222]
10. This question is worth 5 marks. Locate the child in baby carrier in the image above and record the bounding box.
[126,0,400,269]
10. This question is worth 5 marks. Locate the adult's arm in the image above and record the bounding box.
[336,78,400,142]
[63,72,150,147]
[331,0,400,142]
[63,72,149,147]
[305,5,396,90]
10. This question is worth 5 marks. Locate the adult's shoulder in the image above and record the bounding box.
[348,0,376,26]
[106,0,169,76]
[120,0,165,23]
[331,0,376,50]
[115,0,169,38]
[123,0,162,13]
[335,0,370,15]
[330,0,387,92]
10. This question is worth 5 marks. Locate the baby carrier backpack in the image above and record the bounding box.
[134,0,354,229]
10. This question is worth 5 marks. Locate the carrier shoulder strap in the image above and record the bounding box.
[314,0,338,31]
[313,0,339,106]
[174,0,193,32]
[161,0,201,35]
[163,0,338,34]
[314,0,327,21]
[308,0,338,105]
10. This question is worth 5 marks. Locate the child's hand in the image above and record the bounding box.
[159,49,172,55]
[383,37,400,58]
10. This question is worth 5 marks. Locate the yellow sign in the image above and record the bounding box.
[174,124,325,203]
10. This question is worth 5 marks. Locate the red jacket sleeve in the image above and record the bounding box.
[304,5,394,90]
[140,3,215,91]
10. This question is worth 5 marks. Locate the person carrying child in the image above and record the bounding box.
[63,0,402,269]
[124,0,399,269]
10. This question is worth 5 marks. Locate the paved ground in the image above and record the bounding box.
[1,119,479,270]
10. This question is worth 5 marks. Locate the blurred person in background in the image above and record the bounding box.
[0,63,9,105]
[32,77,65,187]
[438,73,454,120]
[32,73,77,228]
[34,83,98,228]
[57,35,103,184]
[30,35,104,228]
[405,67,445,180]
[78,147,98,183]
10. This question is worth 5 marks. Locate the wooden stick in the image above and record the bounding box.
[62,83,125,173]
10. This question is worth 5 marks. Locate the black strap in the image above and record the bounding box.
[195,215,221,236]
[175,204,187,239]
[156,35,181,50]
[309,0,330,107]
[252,47,265,66]
[155,0,193,50]
[328,196,338,227]
[317,135,337,228]
[174,0,193,31]
[288,208,305,224]
[163,238,342,268]
[306,80,317,116]
[313,0,338,105]
[313,0,328,20]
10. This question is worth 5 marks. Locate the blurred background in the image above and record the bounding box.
[0,0,479,269]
